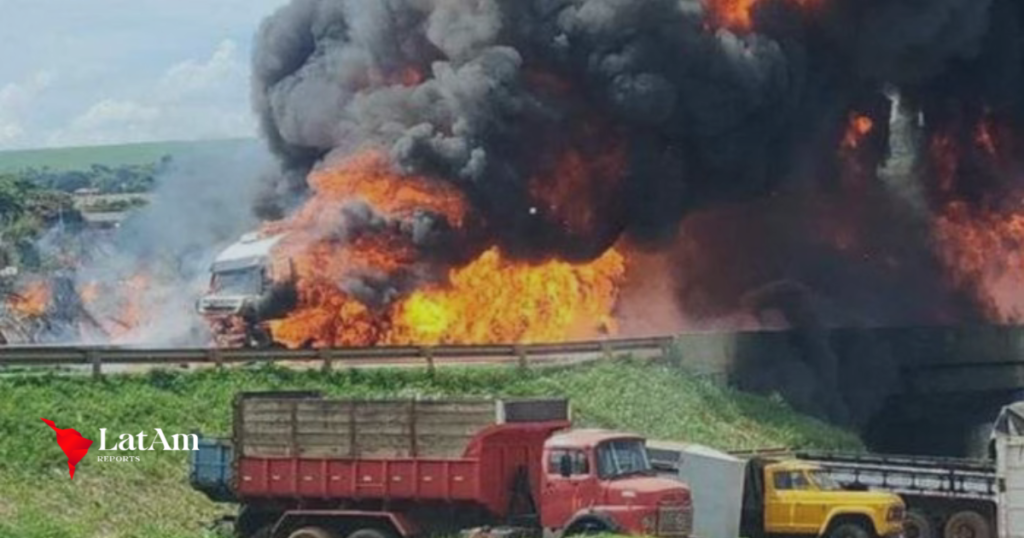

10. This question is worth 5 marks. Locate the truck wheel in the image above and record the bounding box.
[564,520,612,536]
[246,526,271,538]
[905,510,934,538]
[347,529,394,538]
[288,527,337,538]
[826,522,871,538]
[943,511,991,538]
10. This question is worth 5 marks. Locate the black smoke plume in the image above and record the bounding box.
[251,0,1024,431]
[252,0,808,258]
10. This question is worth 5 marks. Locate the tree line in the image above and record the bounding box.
[19,158,167,195]
[0,175,82,270]
[0,158,164,272]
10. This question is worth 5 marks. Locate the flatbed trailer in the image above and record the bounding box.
[792,451,997,538]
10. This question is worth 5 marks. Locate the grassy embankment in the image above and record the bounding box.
[0,357,861,538]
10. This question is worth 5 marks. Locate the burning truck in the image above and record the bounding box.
[196,233,298,348]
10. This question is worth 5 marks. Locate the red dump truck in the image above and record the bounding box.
[190,392,693,538]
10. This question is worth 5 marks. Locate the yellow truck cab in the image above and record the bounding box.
[758,460,905,538]
[646,442,905,538]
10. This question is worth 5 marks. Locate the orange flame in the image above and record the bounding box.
[840,114,874,150]
[7,281,51,317]
[270,247,625,348]
[264,150,627,348]
[934,201,1024,321]
[111,274,149,336]
[707,0,758,31]
[930,114,1024,321]
[392,247,625,345]
[836,112,878,192]
[77,273,152,339]
[705,0,819,31]
[365,66,425,89]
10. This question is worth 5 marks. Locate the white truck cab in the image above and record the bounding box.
[197,233,296,347]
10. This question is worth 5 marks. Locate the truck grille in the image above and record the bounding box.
[200,302,242,314]
[657,505,692,537]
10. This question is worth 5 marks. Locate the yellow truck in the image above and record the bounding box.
[647,442,905,538]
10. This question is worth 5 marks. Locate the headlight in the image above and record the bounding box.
[887,505,905,522]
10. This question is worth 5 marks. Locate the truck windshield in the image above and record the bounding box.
[597,439,652,479]
[808,470,843,491]
[211,268,262,295]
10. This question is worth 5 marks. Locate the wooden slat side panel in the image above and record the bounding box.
[236,398,501,458]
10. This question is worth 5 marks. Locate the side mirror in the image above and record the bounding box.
[559,453,573,478]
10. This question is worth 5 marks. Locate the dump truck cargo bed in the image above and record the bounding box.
[239,447,482,499]
[235,396,503,458]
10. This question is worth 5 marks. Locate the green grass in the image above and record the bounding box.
[0,358,860,538]
[0,139,257,173]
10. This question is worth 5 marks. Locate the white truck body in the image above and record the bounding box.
[647,441,745,538]
[996,403,1024,538]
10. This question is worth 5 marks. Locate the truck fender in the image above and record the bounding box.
[563,509,624,535]
[818,508,879,537]
[270,509,418,538]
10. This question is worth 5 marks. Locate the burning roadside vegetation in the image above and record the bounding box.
[6,0,1024,431]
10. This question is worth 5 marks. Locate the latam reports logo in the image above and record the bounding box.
[41,418,94,480]
[42,418,199,480]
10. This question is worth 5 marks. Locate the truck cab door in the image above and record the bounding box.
[765,469,794,533]
[541,449,597,530]
[766,470,820,535]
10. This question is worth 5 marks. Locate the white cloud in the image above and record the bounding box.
[158,40,245,101]
[46,40,254,148]
[0,122,24,146]
[0,71,55,148]
[0,1,293,150]
[48,99,161,147]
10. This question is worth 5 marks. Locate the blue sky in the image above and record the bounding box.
[0,0,290,150]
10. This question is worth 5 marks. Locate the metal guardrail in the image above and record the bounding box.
[0,336,678,378]
[7,323,1021,381]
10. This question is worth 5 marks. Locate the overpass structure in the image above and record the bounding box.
[668,325,1024,394]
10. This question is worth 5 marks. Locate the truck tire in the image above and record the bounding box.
[564,518,613,536]
[905,510,935,538]
[288,527,337,538]
[826,522,871,538]
[246,526,271,538]
[347,528,394,538]
[943,511,991,538]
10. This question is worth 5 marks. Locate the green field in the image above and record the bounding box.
[0,139,257,173]
[0,357,860,538]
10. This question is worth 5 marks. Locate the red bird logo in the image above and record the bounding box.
[41,418,94,480]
